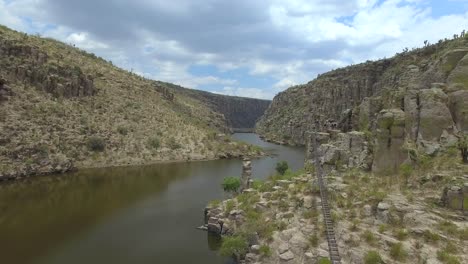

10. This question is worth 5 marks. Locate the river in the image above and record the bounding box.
[0,133,305,264]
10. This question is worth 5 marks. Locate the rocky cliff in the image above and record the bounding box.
[0,25,263,180]
[257,33,468,173]
[158,81,271,130]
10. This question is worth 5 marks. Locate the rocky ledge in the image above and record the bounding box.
[204,159,467,263]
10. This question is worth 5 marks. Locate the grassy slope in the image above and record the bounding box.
[0,25,260,177]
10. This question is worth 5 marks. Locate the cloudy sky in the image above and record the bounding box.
[1,0,467,99]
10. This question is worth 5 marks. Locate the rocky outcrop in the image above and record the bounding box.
[0,38,96,98]
[441,184,468,211]
[258,35,468,173]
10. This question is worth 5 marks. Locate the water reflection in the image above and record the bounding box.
[0,134,304,264]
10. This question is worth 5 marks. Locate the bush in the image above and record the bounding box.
[423,230,440,243]
[390,242,407,261]
[87,136,105,152]
[362,230,376,245]
[394,229,409,240]
[309,233,319,248]
[259,245,271,257]
[437,250,461,264]
[167,137,181,150]
[275,161,289,175]
[317,258,332,264]
[147,137,160,149]
[219,235,248,259]
[117,126,128,135]
[364,250,384,264]
[222,177,241,193]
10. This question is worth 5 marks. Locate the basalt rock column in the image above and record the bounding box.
[240,158,252,192]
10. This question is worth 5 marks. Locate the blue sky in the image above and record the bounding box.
[1,0,467,99]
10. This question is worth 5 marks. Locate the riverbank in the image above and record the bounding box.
[205,155,468,264]
[0,140,265,183]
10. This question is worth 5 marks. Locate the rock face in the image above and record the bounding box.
[158,81,271,130]
[258,35,468,173]
[0,38,96,98]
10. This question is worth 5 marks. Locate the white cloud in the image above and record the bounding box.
[213,87,274,100]
[0,0,467,99]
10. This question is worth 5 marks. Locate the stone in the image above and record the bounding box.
[305,252,314,260]
[250,245,261,254]
[289,233,309,250]
[303,196,314,209]
[441,185,467,211]
[279,251,295,261]
[245,253,258,262]
[362,204,372,217]
[278,243,289,254]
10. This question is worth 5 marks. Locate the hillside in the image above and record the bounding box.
[0,25,264,180]
[154,81,271,131]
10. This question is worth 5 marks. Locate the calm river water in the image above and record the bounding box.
[0,133,305,264]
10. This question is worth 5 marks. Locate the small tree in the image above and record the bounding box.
[275,161,289,175]
[222,177,241,194]
[457,134,468,164]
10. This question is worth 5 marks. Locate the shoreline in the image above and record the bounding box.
[0,151,269,185]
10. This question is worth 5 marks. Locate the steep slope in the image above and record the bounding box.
[0,25,262,179]
[156,81,271,131]
[257,33,468,173]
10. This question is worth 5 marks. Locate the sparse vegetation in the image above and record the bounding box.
[259,245,272,257]
[390,242,407,261]
[364,250,384,264]
[87,136,106,152]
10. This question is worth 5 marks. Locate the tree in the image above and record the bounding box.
[275,161,289,175]
[457,134,468,164]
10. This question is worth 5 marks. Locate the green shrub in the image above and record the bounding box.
[259,245,272,257]
[117,126,129,135]
[362,230,376,245]
[317,258,332,264]
[87,136,105,152]
[423,230,440,243]
[364,250,384,264]
[219,235,248,258]
[167,137,181,150]
[275,161,289,175]
[378,224,388,233]
[390,242,407,261]
[222,177,241,193]
[309,233,319,248]
[437,250,461,264]
[147,137,160,149]
[394,229,409,240]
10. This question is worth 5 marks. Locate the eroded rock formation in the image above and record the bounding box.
[258,36,468,173]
